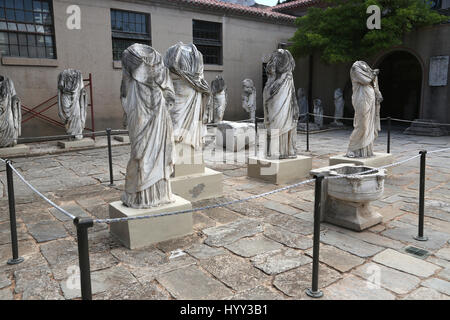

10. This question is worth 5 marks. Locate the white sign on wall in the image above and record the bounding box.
[429,56,449,87]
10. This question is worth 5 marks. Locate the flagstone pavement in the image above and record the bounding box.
[0,127,449,300]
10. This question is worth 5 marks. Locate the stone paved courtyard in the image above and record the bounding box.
[0,127,449,300]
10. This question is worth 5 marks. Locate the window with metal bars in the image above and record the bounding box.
[111,9,151,61]
[193,19,222,65]
[0,0,56,59]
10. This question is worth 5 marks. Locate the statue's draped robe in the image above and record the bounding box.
[57,69,87,140]
[263,49,299,159]
[297,88,308,123]
[334,88,344,124]
[164,43,210,150]
[211,76,227,123]
[347,61,383,158]
[0,76,21,147]
[242,79,256,120]
[121,44,176,209]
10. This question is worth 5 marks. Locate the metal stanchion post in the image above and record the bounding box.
[106,128,114,186]
[74,217,94,300]
[306,113,310,152]
[414,150,428,241]
[5,160,24,265]
[306,174,324,298]
[387,117,391,154]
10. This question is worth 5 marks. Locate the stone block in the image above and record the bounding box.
[170,167,223,202]
[247,155,312,185]
[113,135,130,143]
[0,144,30,157]
[109,195,193,249]
[329,153,394,172]
[216,121,255,152]
[172,144,204,177]
[57,138,95,149]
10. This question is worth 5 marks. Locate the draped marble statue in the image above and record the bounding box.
[120,44,176,209]
[0,76,21,148]
[313,99,324,128]
[210,75,227,123]
[297,88,308,123]
[346,61,383,158]
[242,78,256,121]
[164,42,210,150]
[333,88,345,126]
[263,49,299,159]
[57,69,87,140]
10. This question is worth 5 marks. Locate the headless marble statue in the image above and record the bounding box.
[313,99,324,128]
[333,88,345,126]
[210,75,227,123]
[263,49,299,159]
[242,79,256,121]
[297,88,308,123]
[57,69,87,140]
[0,76,21,148]
[346,61,383,158]
[120,44,176,209]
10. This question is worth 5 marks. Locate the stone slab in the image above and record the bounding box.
[320,230,384,258]
[230,286,283,300]
[422,278,450,296]
[203,218,263,247]
[251,249,312,275]
[109,195,193,249]
[113,135,130,143]
[57,138,95,149]
[329,153,394,172]
[403,287,449,300]
[263,225,313,250]
[27,220,68,243]
[247,155,312,185]
[170,167,223,202]
[224,235,283,258]
[306,244,365,272]
[185,244,226,260]
[372,249,441,277]
[323,275,395,300]
[0,144,30,157]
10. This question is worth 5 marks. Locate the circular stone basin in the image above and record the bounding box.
[328,166,386,203]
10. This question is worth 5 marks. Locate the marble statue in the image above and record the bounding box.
[210,75,227,123]
[333,88,345,126]
[120,43,176,209]
[204,94,214,125]
[57,69,87,140]
[242,79,256,121]
[346,61,383,158]
[0,76,21,148]
[313,99,323,128]
[164,42,210,150]
[263,49,299,159]
[297,88,308,123]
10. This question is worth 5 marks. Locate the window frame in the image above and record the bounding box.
[192,19,223,66]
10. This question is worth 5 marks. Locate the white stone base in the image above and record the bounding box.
[109,195,193,249]
[326,198,382,231]
[57,138,95,149]
[247,155,312,185]
[329,153,394,169]
[170,167,223,202]
[0,144,30,157]
[114,135,130,143]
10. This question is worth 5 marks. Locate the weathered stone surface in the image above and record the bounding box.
[323,275,395,300]
[225,235,283,258]
[200,254,267,291]
[192,212,216,230]
[19,209,54,224]
[156,266,233,300]
[265,213,315,235]
[438,268,450,281]
[320,230,384,258]
[14,265,64,300]
[251,249,311,275]
[0,221,31,245]
[0,273,11,289]
[0,240,38,259]
[306,245,365,272]
[264,225,313,250]
[203,207,240,224]
[354,262,420,294]
[422,278,450,296]
[26,220,68,243]
[264,201,299,215]
[403,287,449,300]
[273,263,341,297]
[373,249,441,277]
[0,287,13,300]
[334,228,405,250]
[382,226,450,250]
[230,286,283,300]
[94,281,170,300]
[49,203,90,221]
[203,218,263,247]
[155,233,203,253]
[435,248,450,261]
[186,244,226,260]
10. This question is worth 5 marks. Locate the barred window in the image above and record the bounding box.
[193,20,222,65]
[0,0,56,59]
[111,9,151,61]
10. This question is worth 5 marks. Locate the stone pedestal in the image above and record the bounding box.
[171,168,223,202]
[326,198,382,231]
[329,153,393,170]
[404,119,448,137]
[109,195,193,249]
[216,121,255,152]
[57,138,95,149]
[247,155,312,185]
[0,144,30,157]
[114,135,130,143]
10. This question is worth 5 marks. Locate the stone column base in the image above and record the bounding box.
[0,144,30,157]
[247,155,312,185]
[114,135,130,143]
[57,138,95,149]
[170,168,223,202]
[109,195,192,249]
[329,153,394,172]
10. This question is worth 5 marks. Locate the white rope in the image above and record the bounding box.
[9,164,76,220]
[390,118,450,126]
[428,147,450,154]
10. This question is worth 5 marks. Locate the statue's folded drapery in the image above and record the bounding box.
[164,42,210,150]
[121,44,176,209]
[0,76,21,148]
[347,61,383,158]
[263,49,299,159]
[57,69,87,140]
[211,75,227,123]
[242,79,256,121]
